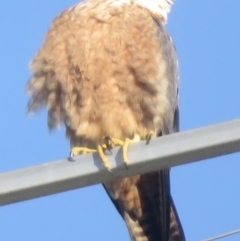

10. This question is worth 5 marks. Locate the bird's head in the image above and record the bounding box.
[133,0,174,23]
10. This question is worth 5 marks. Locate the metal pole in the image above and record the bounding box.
[0,119,240,206]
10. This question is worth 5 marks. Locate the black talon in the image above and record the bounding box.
[104,136,115,151]
[146,133,153,145]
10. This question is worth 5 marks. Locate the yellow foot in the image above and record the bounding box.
[70,146,113,174]
[101,135,141,169]
[122,134,141,168]
[121,132,154,167]
[70,147,97,157]
[97,145,113,173]
[70,132,153,172]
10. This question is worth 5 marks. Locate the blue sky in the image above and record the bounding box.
[1,1,240,240]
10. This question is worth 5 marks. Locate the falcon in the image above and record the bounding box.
[26,0,185,240]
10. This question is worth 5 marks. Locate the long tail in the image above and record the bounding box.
[103,170,185,241]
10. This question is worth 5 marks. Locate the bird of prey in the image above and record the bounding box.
[26,0,185,240]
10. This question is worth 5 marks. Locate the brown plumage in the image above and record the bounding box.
[26,0,185,240]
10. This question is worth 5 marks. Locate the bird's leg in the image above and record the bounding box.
[121,131,154,167]
[97,145,112,173]
[97,144,112,173]
[95,136,125,172]
[101,135,141,168]
[70,147,97,157]
[70,132,153,172]
[122,138,131,168]
[70,145,113,173]
[121,134,141,168]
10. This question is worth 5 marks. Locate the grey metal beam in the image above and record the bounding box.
[0,119,240,206]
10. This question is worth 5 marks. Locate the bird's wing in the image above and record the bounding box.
[103,20,185,241]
